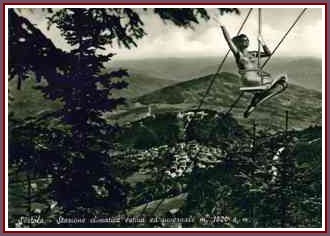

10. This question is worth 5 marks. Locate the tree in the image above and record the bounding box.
[8,7,239,225]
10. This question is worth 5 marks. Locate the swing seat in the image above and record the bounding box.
[239,83,271,92]
[238,69,273,92]
[240,74,287,93]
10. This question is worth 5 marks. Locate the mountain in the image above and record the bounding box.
[8,72,174,119]
[133,72,322,131]
[266,57,322,92]
[109,57,322,92]
[111,72,175,98]
[108,57,226,82]
[9,57,322,127]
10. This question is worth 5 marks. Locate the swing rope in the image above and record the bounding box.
[224,92,244,116]
[261,8,307,69]
[197,8,253,110]
[258,8,263,84]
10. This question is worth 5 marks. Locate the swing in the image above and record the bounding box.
[199,8,307,118]
[238,9,290,117]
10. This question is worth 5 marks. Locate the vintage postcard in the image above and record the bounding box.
[4,3,326,232]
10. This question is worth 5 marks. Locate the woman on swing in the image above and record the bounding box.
[220,23,288,117]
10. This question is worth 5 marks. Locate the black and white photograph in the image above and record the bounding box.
[5,5,325,231]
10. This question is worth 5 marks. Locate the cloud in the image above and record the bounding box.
[17,8,323,60]
[111,8,323,60]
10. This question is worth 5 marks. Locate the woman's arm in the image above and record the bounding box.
[220,25,239,55]
[259,36,271,57]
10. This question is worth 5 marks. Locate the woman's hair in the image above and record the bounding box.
[232,34,249,47]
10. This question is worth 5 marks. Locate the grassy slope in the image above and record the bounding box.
[133,72,321,131]
[112,72,175,98]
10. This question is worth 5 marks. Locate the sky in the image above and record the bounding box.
[18,7,324,60]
